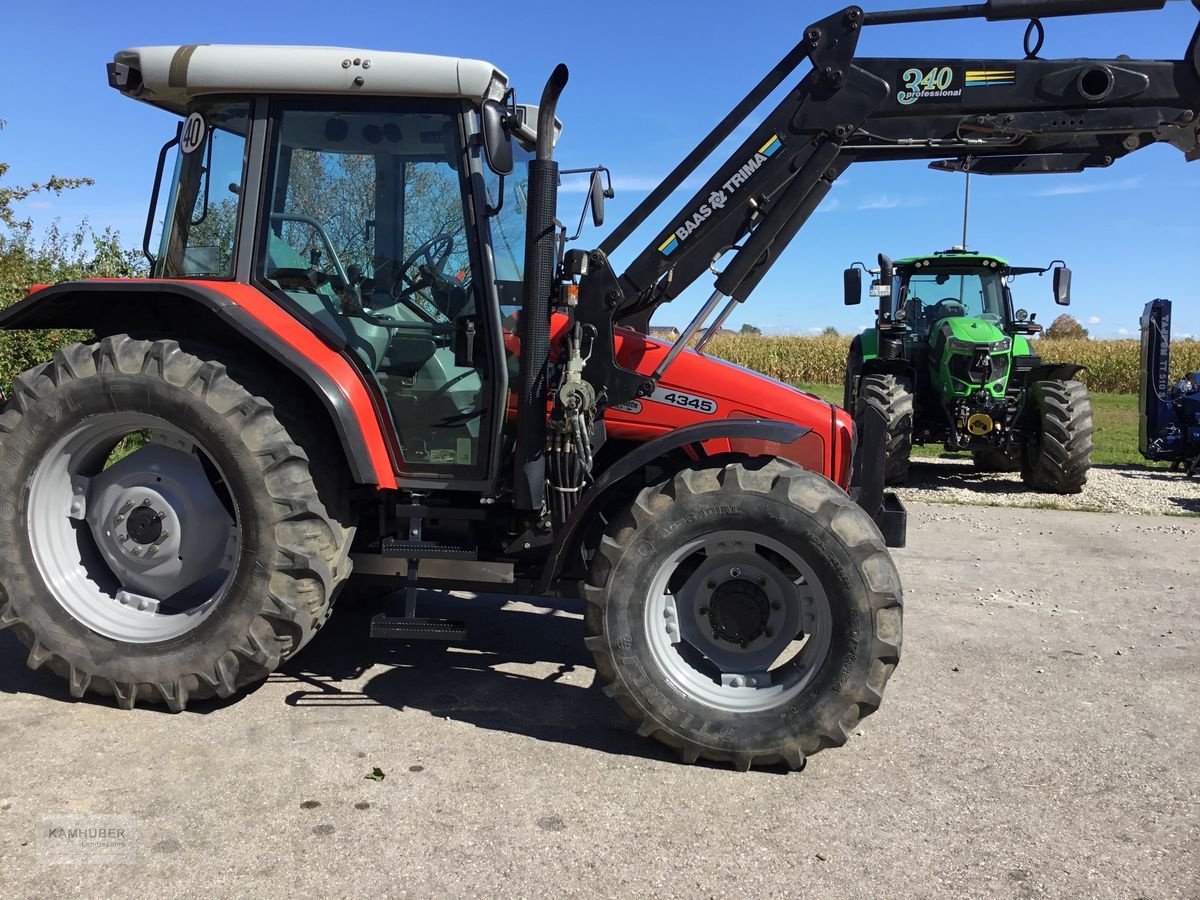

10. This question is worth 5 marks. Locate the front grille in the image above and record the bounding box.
[949,351,1009,385]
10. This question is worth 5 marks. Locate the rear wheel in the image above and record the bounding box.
[584,460,903,771]
[855,373,914,485]
[1021,379,1094,494]
[0,336,354,710]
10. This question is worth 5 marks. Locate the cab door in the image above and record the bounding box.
[255,99,504,487]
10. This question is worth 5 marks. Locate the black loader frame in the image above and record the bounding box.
[552,0,1200,455]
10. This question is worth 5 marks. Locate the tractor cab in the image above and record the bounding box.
[111,45,548,482]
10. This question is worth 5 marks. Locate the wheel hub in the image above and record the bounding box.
[708,579,770,645]
[125,503,165,545]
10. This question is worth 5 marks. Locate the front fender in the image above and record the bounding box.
[0,279,397,488]
[537,419,808,593]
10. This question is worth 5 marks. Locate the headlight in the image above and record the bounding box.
[947,337,1011,353]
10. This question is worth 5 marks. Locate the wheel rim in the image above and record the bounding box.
[27,413,240,644]
[643,529,832,714]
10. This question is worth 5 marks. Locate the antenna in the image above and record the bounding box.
[961,157,973,250]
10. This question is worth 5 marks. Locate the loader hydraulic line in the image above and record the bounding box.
[587,0,1199,357]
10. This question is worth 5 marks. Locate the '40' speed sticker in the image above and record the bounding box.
[896,66,962,105]
[648,386,717,415]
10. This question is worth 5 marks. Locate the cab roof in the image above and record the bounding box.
[108,44,510,116]
[894,249,1010,267]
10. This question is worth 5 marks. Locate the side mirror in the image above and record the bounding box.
[481,99,513,176]
[590,171,606,228]
[843,267,862,306]
[1053,266,1072,305]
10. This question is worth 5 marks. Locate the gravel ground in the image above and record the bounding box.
[1,502,1197,898]
[898,457,1200,516]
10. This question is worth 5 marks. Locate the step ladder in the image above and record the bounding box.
[369,494,475,641]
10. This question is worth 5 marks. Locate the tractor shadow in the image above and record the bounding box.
[902,456,1030,495]
[270,591,678,764]
[0,631,71,702]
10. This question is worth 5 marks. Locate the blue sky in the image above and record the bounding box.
[2,0,1198,338]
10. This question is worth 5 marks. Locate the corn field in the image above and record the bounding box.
[702,334,1200,395]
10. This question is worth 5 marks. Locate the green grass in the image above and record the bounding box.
[792,383,1153,467]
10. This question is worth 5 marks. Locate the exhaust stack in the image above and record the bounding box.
[513,64,569,511]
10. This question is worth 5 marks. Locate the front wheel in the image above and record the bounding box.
[584,460,903,771]
[1021,379,1094,494]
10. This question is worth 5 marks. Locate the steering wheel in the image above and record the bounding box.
[392,233,455,313]
[933,297,967,319]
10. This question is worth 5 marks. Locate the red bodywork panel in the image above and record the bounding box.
[25,280,848,491]
[24,279,400,489]
[505,314,853,489]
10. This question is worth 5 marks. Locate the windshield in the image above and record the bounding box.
[900,267,1007,335]
[257,102,475,324]
[483,142,533,317]
[155,100,251,278]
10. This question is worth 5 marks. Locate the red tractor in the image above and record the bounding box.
[1,0,1196,769]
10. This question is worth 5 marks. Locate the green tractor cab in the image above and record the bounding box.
[843,249,1093,494]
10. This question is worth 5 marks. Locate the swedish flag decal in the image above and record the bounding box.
[658,234,680,256]
[760,134,783,157]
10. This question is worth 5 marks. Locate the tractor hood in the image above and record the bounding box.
[936,316,1009,347]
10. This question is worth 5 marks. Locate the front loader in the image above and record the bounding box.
[0,0,1197,771]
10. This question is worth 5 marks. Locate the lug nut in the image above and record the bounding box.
[698,607,708,616]
[758,576,768,586]
[120,500,133,512]
[705,580,716,590]
[771,601,782,611]
[729,566,741,578]
[146,546,158,556]
[114,513,125,523]
[117,533,128,543]
[141,498,152,506]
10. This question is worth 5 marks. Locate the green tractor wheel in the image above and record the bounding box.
[854,373,914,486]
[1021,379,1094,494]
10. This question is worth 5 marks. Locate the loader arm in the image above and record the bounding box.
[595,0,1200,341]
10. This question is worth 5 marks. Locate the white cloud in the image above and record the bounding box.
[1087,315,1101,325]
[816,196,842,214]
[1033,176,1142,197]
[856,193,927,210]
[858,194,901,210]
[1117,327,1131,336]
[25,201,52,209]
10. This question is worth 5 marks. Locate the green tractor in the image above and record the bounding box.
[843,249,1094,494]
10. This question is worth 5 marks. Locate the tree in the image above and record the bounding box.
[739,323,762,335]
[1045,314,1089,340]
[822,325,840,337]
[2,121,144,386]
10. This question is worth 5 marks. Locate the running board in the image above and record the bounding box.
[370,613,467,641]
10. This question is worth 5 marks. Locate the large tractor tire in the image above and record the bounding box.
[583,459,903,771]
[855,373,914,485]
[842,345,862,412]
[1021,379,1094,495]
[0,336,354,710]
[972,447,1022,472]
